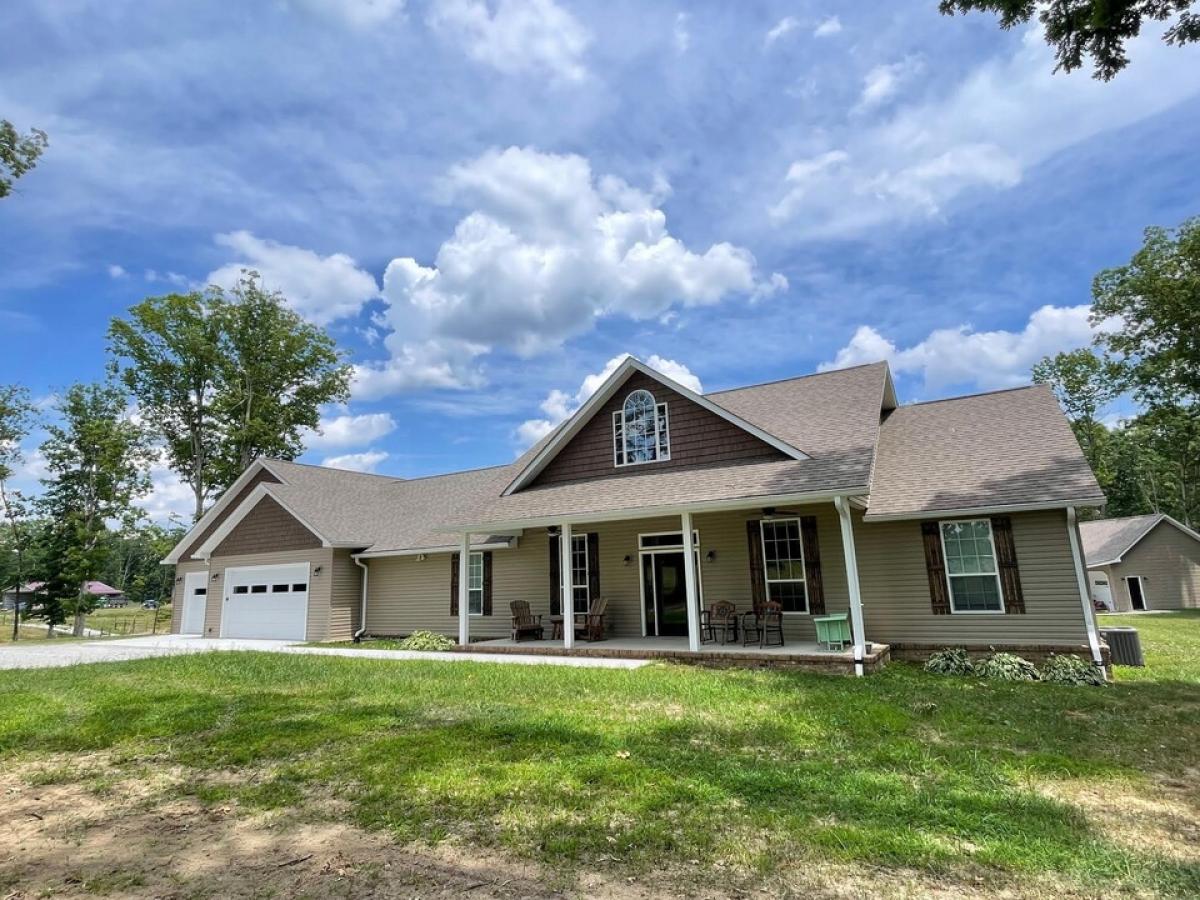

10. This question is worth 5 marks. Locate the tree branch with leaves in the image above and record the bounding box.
[0,385,38,640]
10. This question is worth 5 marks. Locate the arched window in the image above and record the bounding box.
[613,389,670,466]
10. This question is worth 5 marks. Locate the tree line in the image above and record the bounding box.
[1033,217,1200,526]
[0,274,350,639]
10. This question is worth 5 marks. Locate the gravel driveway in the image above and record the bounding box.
[0,634,648,670]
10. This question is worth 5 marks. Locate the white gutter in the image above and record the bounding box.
[1066,506,1107,675]
[353,556,369,641]
[353,539,517,560]
[862,497,1106,523]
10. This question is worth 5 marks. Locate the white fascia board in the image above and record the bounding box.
[163,459,274,564]
[862,497,1106,523]
[502,357,811,496]
[443,488,868,534]
[191,484,331,559]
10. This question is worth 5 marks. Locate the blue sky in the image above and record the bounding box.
[1,0,1198,523]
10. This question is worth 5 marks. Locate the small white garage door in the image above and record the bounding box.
[221,563,310,640]
[181,572,208,634]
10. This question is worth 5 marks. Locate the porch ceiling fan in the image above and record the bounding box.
[761,506,804,519]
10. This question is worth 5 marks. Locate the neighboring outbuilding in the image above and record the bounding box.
[1080,514,1200,612]
[2,580,125,610]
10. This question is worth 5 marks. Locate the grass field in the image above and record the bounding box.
[83,603,172,636]
[1,612,1197,897]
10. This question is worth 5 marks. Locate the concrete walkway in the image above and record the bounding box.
[0,634,650,671]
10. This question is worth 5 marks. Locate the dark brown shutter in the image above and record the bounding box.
[450,552,460,615]
[548,532,561,616]
[990,516,1025,614]
[586,533,600,604]
[800,516,825,615]
[921,522,951,615]
[482,551,493,616]
[746,519,766,611]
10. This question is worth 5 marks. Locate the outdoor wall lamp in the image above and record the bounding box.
[211,573,220,581]
[314,566,323,576]
[175,576,183,584]
[622,554,632,565]
[417,554,427,562]
[705,550,716,563]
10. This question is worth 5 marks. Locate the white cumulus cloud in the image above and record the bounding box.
[819,304,1105,393]
[813,16,842,38]
[516,353,703,449]
[301,412,396,450]
[206,231,379,326]
[321,449,389,473]
[765,16,799,46]
[427,0,590,82]
[358,146,782,399]
[773,26,1200,236]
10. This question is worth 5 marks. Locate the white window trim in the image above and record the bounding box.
[570,534,589,607]
[467,550,484,617]
[759,518,809,615]
[612,390,671,468]
[939,518,1006,615]
[1124,575,1150,610]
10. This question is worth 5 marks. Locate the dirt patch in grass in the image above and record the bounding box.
[0,759,1136,900]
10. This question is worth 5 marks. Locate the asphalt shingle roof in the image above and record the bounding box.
[178,361,1104,556]
[1078,514,1165,566]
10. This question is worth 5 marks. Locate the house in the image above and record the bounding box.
[2,580,125,610]
[164,358,1109,675]
[1080,514,1200,612]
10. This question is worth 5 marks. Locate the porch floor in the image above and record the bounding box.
[457,636,890,674]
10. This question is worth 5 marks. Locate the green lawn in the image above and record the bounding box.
[1,614,1198,896]
[84,603,172,636]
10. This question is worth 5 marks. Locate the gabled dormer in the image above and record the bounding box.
[505,357,809,494]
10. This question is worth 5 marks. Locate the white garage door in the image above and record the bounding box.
[221,563,310,640]
[181,572,208,634]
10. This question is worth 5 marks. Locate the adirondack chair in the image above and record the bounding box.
[700,601,738,645]
[742,600,784,648]
[573,595,608,642]
[510,600,544,642]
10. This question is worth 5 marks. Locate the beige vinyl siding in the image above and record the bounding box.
[169,560,207,634]
[202,549,334,641]
[1106,523,1200,611]
[329,549,363,641]
[856,508,1089,645]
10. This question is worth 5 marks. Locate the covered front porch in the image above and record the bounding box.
[451,495,878,675]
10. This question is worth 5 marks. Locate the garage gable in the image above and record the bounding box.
[213,495,323,557]
[171,466,282,562]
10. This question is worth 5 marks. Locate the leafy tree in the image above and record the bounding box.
[108,291,224,522]
[939,1,1199,79]
[0,119,48,198]
[97,523,183,607]
[211,273,351,488]
[0,385,38,639]
[109,272,351,521]
[36,380,150,636]
[1092,217,1200,410]
[1032,349,1120,471]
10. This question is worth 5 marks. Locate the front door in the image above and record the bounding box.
[642,552,689,636]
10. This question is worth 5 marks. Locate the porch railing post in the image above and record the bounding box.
[681,511,701,652]
[458,532,470,646]
[834,497,867,677]
[561,522,575,650]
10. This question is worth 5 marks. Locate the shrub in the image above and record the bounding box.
[396,630,456,651]
[1041,653,1107,686]
[924,648,975,676]
[975,652,1039,682]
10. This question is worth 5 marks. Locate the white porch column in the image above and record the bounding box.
[834,497,867,677]
[560,523,575,649]
[681,511,701,652]
[1066,507,1107,674]
[458,532,470,646]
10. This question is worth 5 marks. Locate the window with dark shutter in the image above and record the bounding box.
[482,551,493,616]
[450,552,460,616]
[990,516,1026,614]
[921,522,952,615]
[746,519,766,612]
[548,532,561,616]
[800,516,825,615]
[586,532,600,603]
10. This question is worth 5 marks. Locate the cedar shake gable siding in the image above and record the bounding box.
[531,371,788,488]
[176,467,281,561]
[212,495,322,557]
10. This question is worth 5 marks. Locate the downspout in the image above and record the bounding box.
[353,556,369,642]
[1065,507,1106,676]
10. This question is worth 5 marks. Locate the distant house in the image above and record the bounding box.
[1080,514,1200,611]
[1,580,126,610]
[1,582,44,611]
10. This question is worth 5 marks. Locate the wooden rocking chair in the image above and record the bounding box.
[700,601,738,644]
[510,600,544,642]
[573,594,608,642]
[741,600,784,648]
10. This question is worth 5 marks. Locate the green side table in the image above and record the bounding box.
[813,612,851,651]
